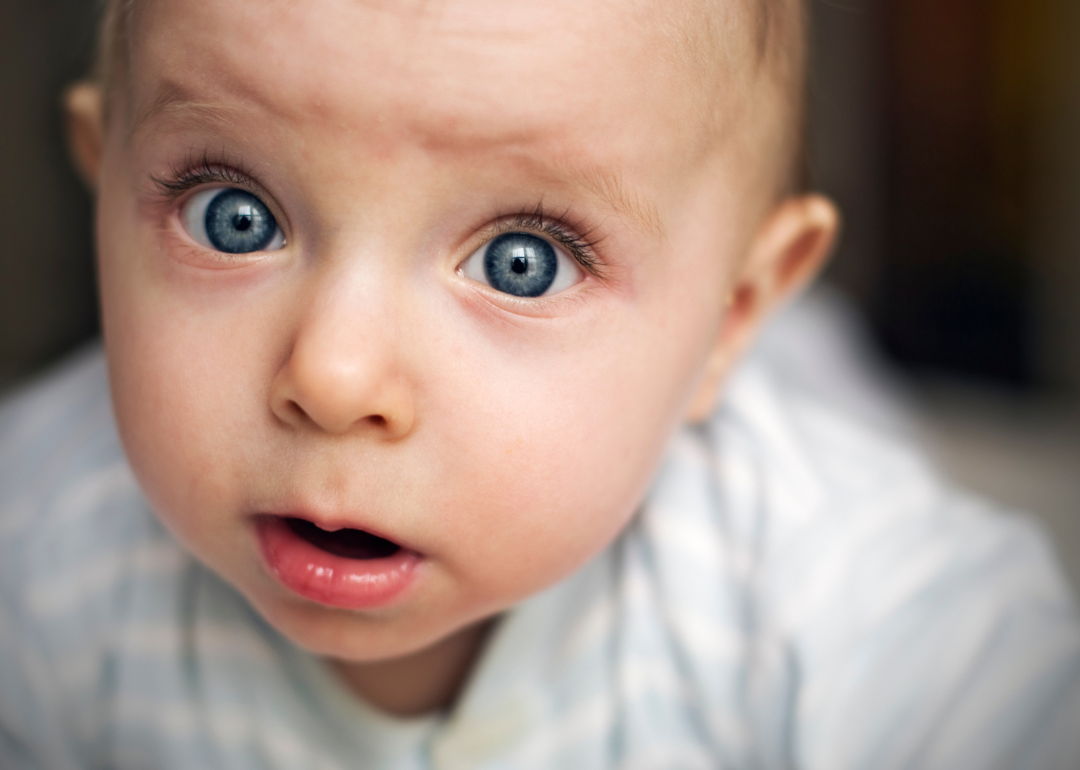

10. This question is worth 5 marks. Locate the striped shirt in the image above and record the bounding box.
[1,345,1078,769]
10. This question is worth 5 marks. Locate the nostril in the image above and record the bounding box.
[284,400,309,425]
[277,399,395,434]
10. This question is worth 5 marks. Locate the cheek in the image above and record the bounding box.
[103,299,257,545]
[98,234,282,556]
[424,297,718,597]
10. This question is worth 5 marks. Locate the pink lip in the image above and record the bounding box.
[256,516,420,610]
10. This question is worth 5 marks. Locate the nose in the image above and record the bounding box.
[269,287,416,439]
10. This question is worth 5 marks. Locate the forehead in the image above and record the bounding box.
[126,0,760,182]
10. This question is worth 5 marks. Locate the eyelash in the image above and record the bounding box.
[151,154,605,275]
[150,152,257,199]
[488,204,603,276]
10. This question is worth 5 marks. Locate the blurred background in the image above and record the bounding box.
[0,0,1077,588]
[802,0,1080,590]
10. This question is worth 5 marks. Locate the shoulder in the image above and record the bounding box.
[0,343,125,514]
[702,361,1080,769]
[711,360,1073,620]
[0,346,189,765]
[0,344,172,603]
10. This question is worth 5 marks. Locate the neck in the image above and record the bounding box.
[331,619,494,717]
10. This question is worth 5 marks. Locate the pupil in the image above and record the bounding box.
[483,232,557,297]
[234,215,252,232]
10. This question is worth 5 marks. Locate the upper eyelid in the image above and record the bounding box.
[486,213,605,277]
[148,148,276,205]
[151,165,260,199]
[151,164,291,238]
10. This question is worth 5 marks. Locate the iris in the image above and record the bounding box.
[204,189,279,254]
[483,233,558,297]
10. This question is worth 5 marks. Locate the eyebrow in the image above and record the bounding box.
[129,81,255,142]
[131,82,666,239]
[563,161,665,240]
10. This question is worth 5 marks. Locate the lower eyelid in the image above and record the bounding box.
[462,281,596,322]
[160,217,273,270]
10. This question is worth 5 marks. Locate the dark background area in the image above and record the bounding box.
[809,0,1080,396]
[0,1,98,384]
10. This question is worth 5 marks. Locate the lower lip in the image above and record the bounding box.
[256,517,420,610]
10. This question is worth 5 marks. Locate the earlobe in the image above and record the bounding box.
[684,194,840,423]
[64,81,105,192]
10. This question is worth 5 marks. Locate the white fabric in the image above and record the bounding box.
[1,344,1078,769]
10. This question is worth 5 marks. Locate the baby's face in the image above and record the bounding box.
[95,0,787,661]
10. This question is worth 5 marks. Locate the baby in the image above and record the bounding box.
[1,0,1078,767]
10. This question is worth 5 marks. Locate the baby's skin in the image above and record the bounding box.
[66,0,837,715]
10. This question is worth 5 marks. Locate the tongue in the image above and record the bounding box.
[286,517,401,560]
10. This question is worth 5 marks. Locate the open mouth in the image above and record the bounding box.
[284,516,401,560]
[257,515,419,609]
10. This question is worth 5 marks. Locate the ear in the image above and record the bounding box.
[64,81,105,192]
[684,194,840,422]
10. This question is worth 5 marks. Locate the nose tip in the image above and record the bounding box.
[270,344,416,439]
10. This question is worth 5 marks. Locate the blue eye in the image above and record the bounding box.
[180,187,285,254]
[462,232,582,297]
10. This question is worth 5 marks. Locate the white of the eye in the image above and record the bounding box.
[178,187,285,252]
[461,237,583,296]
[180,187,222,249]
